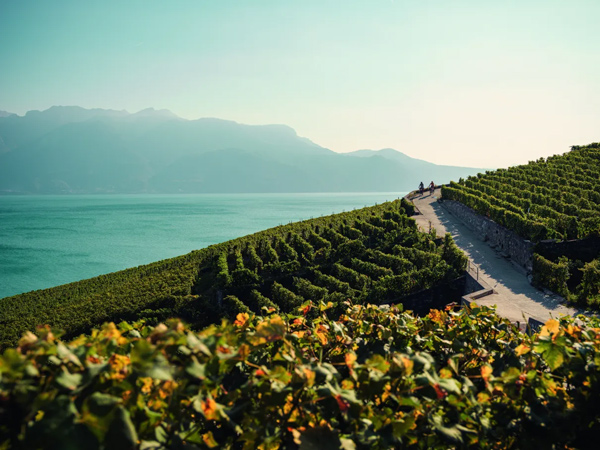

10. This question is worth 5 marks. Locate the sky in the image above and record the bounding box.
[1,0,599,168]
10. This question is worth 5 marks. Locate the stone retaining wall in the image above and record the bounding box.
[441,200,534,272]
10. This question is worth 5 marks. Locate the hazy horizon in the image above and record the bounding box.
[1,1,599,168]
[0,104,488,169]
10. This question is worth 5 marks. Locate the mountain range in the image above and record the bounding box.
[0,106,483,194]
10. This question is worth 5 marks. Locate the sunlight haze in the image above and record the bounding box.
[1,0,598,168]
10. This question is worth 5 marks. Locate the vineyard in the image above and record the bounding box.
[442,143,600,306]
[0,198,467,349]
[5,160,600,448]
[442,143,600,242]
[3,302,600,449]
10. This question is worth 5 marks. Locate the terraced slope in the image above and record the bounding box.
[442,143,600,242]
[442,143,600,307]
[0,198,467,348]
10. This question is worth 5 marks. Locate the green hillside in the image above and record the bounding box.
[442,143,600,307]
[4,190,600,448]
[442,143,600,242]
[0,198,467,349]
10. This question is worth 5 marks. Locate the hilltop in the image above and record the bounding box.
[0,106,482,194]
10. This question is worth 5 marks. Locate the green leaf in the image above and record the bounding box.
[131,340,172,380]
[25,396,84,449]
[155,424,169,444]
[84,362,109,382]
[105,406,138,450]
[432,415,463,444]
[392,416,416,438]
[366,354,390,373]
[185,357,206,379]
[118,322,134,332]
[544,345,564,370]
[398,396,421,408]
[438,377,461,395]
[85,392,121,416]
[56,367,83,391]
[447,355,460,375]
[57,342,83,367]
[139,441,162,450]
[298,427,342,450]
[81,393,121,442]
[501,367,522,383]
[340,437,357,450]
[535,341,564,370]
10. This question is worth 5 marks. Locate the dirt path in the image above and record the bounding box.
[409,188,583,323]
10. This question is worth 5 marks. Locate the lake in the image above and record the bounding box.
[0,192,407,298]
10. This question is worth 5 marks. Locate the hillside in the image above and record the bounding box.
[0,106,483,194]
[442,143,600,307]
[0,197,467,349]
[3,190,600,448]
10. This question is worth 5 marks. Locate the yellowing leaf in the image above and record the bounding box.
[439,368,452,379]
[101,322,122,340]
[341,379,354,390]
[315,324,329,345]
[345,352,357,369]
[477,392,490,403]
[202,431,219,448]
[303,368,316,387]
[237,343,250,360]
[234,313,250,327]
[481,365,493,381]
[200,398,220,421]
[253,316,286,345]
[515,344,530,356]
[428,309,444,324]
[139,377,153,394]
[393,354,414,375]
[540,319,560,338]
[565,324,581,337]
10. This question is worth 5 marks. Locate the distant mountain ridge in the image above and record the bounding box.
[0,106,483,194]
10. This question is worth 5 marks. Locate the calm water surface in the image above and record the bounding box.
[0,193,406,298]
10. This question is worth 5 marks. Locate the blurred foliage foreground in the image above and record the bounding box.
[2,301,600,450]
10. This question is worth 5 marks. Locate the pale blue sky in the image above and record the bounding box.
[1,0,599,167]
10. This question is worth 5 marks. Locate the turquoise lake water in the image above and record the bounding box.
[0,193,407,298]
